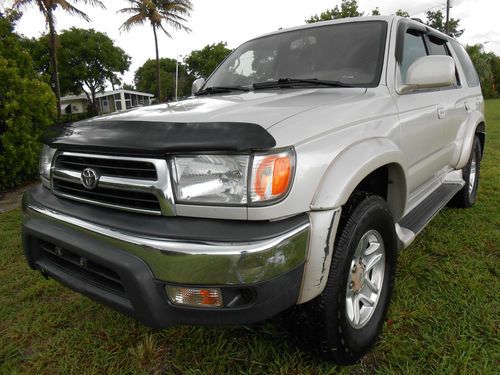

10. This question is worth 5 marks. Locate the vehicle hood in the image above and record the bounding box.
[45,88,367,155]
[86,88,367,129]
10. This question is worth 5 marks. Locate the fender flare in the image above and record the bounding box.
[456,111,485,169]
[311,137,407,221]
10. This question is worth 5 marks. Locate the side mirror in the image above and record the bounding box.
[400,55,455,93]
[192,78,206,95]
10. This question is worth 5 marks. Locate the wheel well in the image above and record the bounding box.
[475,122,486,158]
[353,164,406,221]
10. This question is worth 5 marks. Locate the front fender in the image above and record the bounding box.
[311,137,407,220]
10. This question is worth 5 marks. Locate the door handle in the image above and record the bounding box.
[437,107,446,119]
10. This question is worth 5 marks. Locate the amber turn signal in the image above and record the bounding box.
[250,150,294,203]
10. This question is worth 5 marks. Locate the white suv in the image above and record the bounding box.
[23,16,484,364]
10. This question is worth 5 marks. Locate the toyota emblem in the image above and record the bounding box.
[81,168,99,190]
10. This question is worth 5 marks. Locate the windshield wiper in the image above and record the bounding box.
[253,78,353,89]
[195,86,250,96]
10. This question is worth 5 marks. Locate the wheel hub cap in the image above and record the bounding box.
[351,259,365,293]
[345,230,385,329]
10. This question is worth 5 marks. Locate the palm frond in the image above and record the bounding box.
[157,23,172,38]
[79,0,106,9]
[12,0,48,16]
[57,0,91,22]
[118,0,192,36]
[120,13,148,31]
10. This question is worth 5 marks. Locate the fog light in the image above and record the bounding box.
[166,286,223,308]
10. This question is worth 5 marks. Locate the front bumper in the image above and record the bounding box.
[22,185,310,328]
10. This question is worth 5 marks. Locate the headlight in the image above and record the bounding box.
[171,149,295,205]
[39,145,56,188]
[172,154,250,204]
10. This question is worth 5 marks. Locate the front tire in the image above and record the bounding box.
[450,135,482,208]
[299,193,397,364]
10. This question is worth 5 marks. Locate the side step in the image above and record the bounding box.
[396,182,463,248]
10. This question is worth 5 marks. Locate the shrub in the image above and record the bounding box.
[0,13,56,191]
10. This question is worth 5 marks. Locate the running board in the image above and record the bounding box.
[396,182,464,249]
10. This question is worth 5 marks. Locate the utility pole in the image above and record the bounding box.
[175,54,179,101]
[175,54,183,101]
[445,0,450,35]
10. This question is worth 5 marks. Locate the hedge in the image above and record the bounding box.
[0,14,56,191]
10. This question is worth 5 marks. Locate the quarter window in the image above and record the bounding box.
[450,40,480,87]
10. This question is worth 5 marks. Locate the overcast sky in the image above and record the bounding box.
[2,0,499,86]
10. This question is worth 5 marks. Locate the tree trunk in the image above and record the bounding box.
[153,26,162,102]
[91,89,99,115]
[47,7,62,121]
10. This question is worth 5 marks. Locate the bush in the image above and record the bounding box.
[0,13,56,191]
[61,112,92,124]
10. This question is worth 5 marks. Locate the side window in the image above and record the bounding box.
[400,30,428,83]
[428,36,448,55]
[428,35,460,87]
[450,40,480,87]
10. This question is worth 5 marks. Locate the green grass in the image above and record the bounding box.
[1,100,499,375]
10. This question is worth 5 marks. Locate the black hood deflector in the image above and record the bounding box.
[43,120,276,155]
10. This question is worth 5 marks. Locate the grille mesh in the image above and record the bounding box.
[52,153,163,214]
[55,154,157,180]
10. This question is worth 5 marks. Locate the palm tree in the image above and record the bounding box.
[13,0,105,119]
[119,0,192,102]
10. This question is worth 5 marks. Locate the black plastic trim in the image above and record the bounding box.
[399,183,462,234]
[22,219,304,328]
[43,120,276,155]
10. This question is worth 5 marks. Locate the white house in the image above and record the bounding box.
[61,89,155,115]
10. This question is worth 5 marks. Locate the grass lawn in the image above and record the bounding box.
[1,100,499,375]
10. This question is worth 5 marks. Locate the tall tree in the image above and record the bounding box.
[395,9,410,17]
[134,57,193,101]
[306,0,363,23]
[58,28,131,114]
[466,44,498,98]
[12,0,105,119]
[184,42,232,78]
[119,0,193,102]
[425,9,464,38]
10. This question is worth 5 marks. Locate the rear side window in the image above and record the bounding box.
[428,36,460,87]
[450,40,480,87]
[428,36,448,55]
[400,30,427,82]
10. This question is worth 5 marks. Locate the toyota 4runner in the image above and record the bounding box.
[22,16,485,363]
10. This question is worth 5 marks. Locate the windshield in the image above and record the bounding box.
[205,21,387,89]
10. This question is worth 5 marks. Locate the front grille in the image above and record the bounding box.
[51,152,172,215]
[39,240,125,297]
[55,154,157,180]
[53,180,162,212]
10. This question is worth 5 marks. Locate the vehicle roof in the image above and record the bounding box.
[251,15,457,44]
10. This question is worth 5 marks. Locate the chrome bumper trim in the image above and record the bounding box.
[24,202,310,285]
